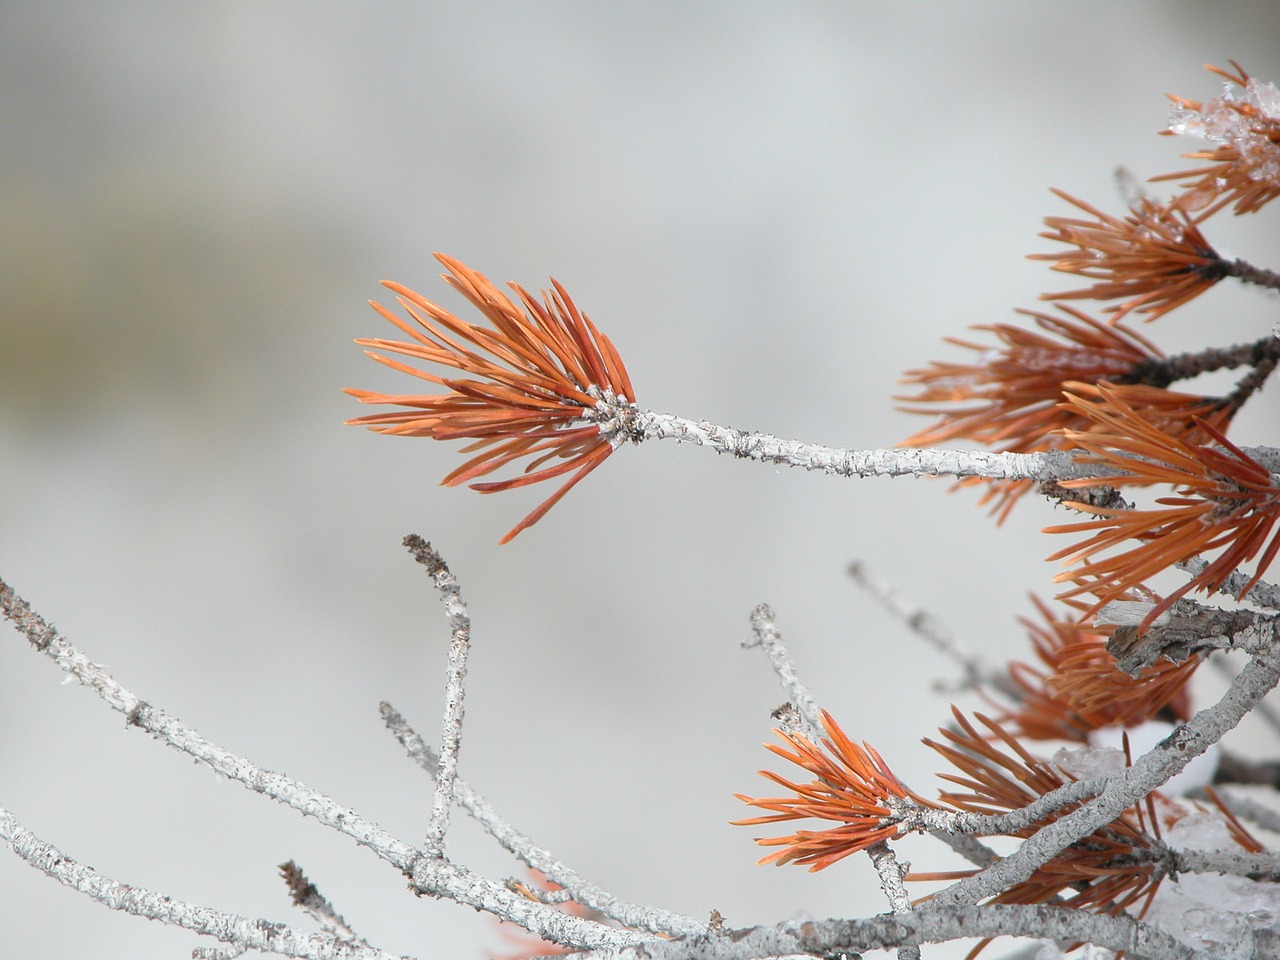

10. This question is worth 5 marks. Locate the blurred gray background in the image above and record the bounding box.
[2,4,1278,958]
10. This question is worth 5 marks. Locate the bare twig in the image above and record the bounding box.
[1175,846,1280,883]
[631,413,1117,481]
[865,841,921,960]
[907,776,1114,840]
[1210,655,1280,738]
[1181,559,1280,612]
[0,807,407,960]
[985,943,1062,960]
[577,903,1201,960]
[623,410,1280,482]
[380,702,703,939]
[743,604,822,739]
[401,536,471,857]
[408,856,650,949]
[194,945,249,960]
[279,860,369,947]
[0,577,647,951]
[847,560,1018,700]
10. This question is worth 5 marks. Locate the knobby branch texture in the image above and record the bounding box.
[579,905,1205,960]
[0,806,409,960]
[0,575,650,957]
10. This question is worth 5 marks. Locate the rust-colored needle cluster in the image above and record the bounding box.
[1031,189,1226,322]
[732,711,935,870]
[340,65,1280,943]
[1155,60,1280,216]
[737,62,1278,941]
[1047,385,1280,625]
[901,61,1279,622]
[998,596,1195,743]
[346,254,635,543]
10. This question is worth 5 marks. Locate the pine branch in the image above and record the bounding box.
[846,559,1018,700]
[577,904,1204,960]
[0,807,407,960]
[931,636,1280,908]
[738,605,1002,871]
[401,535,471,857]
[379,701,703,939]
[0,576,647,952]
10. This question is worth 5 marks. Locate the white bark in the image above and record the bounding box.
[401,536,471,857]
[0,576,645,953]
[379,701,705,939]
[932,639,1280,908]
[0,807,408,960]
[578,904,1208,960]
[630,410,1110,482]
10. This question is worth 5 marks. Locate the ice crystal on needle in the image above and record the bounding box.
[1160,62,1280,213]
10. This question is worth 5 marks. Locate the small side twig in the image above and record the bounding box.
[1181,558,1280,612]
[865,841,921,960]
[0,807,406,960]
[847,560,1019,700]
[279,860,368,947]
[402,535,471,857]
[1175,846,1280,883]
[380,702,703,939]
[743,604,822,739]
[1225,257,1280,293]
[0,576,645,951]
[741,604,1001,873]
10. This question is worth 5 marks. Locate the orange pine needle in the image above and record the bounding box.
[898,308,1229,519]
[998,596,1196,742]
[1031,189,1226,322]
[346,254,636,543]
[734,711,932,871]
[921,708,1167,921]
[1046,384,1280,625]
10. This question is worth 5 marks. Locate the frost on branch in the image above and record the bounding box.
[1161,61,1280,215]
